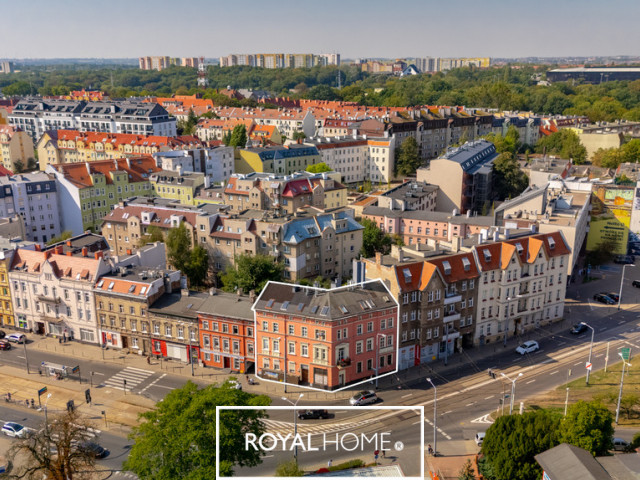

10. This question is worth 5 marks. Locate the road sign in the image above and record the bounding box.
[37,387,47,396]
[586,362,592,371]
[620,348,631,361]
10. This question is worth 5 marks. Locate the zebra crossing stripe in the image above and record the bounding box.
[103,367,154,390]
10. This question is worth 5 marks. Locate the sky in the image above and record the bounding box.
[2,0,639,59]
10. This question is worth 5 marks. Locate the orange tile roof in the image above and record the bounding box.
[11,249,101,282]
[50,157,161,189]
[427,252,479,284]
[95,276,155,296]
[419,262,438,290]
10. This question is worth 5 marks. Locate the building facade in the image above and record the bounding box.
[0,126,35,172]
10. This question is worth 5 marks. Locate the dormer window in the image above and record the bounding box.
[443,260,451,275]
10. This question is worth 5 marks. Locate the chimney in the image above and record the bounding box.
[34,244,41,252]
[67,251,73,256]
[94,251,104,260]
[375,251,382,265]
[126,249,132,255]
[249,289,256,303]
[181,288,190,297]
[209,287,217,296]
[55,245,63,255]
[66,240,72,247]
[44,250,52,260]
[236,287,243,300]
[81,247,88,257]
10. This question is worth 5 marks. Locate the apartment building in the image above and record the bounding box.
[492,113,541,148]
[236,145,321,176]
[198,290,255,372]
[417,140,498,214]
[472,232,570,346]
[214,107,316,139]
[195,118,254,142]
[46,157,161,234]
[37,130,203,171]
[253,280,397,390]
[220,53,340,68]
[150,171,205,205]
[304,136,396,183]
[9,99,177,142]
[0,172,63,244]
[377,181,438,211]
[0,249,15,328]
[152,146,235,184]
[139,56,201,71]
[0,126,35,172]
[9,247,111,342]
[95,267,180,351]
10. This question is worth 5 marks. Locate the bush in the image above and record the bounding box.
[328,459,365,471]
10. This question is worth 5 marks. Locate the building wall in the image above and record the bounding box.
[417,160,463,212]
[0,130,35,172]
[0,252,14,328]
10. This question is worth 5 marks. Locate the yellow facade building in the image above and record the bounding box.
[0,126,35,172]
[150,171,205,205]
[0,250,15,328]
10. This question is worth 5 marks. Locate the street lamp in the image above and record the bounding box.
[615,353,632,424]
[179,322,195,377]
[375,333,386,388]
[501,372,523,414]
[281,393,304,460]
[426,378,437,457]
[618,264,635,310]
[44,393,52,434]
[581,322,595,385]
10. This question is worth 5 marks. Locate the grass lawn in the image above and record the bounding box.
[526,358,640,426]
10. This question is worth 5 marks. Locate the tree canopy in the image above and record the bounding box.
[591,139,640,169]
[395,137,421,177]
[306,162,332,173]
[359,218,392,258]
[226,124,248,148]
[558,401,614,456]
[47,230,73,246]
[492,152,530,200]
[484,125,522,155]
[220,253,284,294]
[138,225,164,247]
[535,129,588,164]
[166,222,210,286]
[124,380,271,479]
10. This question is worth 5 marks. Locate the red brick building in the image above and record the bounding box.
[253,280,398,390]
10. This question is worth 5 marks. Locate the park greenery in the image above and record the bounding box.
[306,162,333,173]
[124,380,271,479]
[46,230,73,245]
[4,64,640,124]
[220,253,285,293]
[480,401,614,480]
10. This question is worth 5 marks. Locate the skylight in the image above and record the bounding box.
[281,301,290,311]
[128,285,136,293]
[108,282,115,291]
[403,268,412,283]
[97,280,104,288]
[443,260,452,275]
[297,302,304,312]
[320,306,330,316]
[140,286,147,295]
[310,305,319,314]
[339,305,348,314]
[265,298,275,309]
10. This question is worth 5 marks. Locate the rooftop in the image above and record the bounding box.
[149,291,209,320]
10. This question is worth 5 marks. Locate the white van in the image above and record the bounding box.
[475,432,486,446]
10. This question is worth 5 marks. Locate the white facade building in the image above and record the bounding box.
[153,146,235,185]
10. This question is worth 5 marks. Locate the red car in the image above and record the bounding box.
[0,340,10,350]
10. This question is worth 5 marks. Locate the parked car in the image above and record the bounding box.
[78,441,108,459]
[570,324,588,335]
[349,390,378,406]
[593,293,615,305]
[516,340,539,355]
[612,438,629,452]
[632,280,640,288]
[475,432,486,446]
[6,333,26,344]
[298,409,330,420]
[0,339,10,350]
[2,422,30,438]
[0,330,5,339]
[603,292,620,302]
[614,255,634,265]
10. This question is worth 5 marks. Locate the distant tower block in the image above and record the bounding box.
[197,57,208,87]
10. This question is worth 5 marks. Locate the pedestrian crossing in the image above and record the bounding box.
[103,367,155,391]
[263,417,379,436]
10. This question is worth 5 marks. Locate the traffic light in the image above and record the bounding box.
[85,389,91,404]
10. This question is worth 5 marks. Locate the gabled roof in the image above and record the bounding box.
[49,157,161,188]
[535,443,612,480]
[394,262,423,291]
[10,249,101,282]
[427,252,479,283]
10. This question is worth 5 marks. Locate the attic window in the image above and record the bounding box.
[108,282,115,291]
[483,250,491,261]
[548,237,556,249]
[462,257,471,272]
[359,300,369,310]
[128,285,136,293]
[339,305,348,314]
[140,286,147,295]
[443,260,452,275]
[403,268,412,283]
[265,298,275,309]
[366,299,376,308]
[97,280,104,288]
[320,306,330,316]
[297,302,304,312]
[281,301,290,311]
[515,243,524,253]
[310,305,319,314]
[383,295,390,302]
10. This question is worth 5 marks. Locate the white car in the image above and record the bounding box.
[516,340,539,355]
[2,422,30,438]
[6,333,26,344]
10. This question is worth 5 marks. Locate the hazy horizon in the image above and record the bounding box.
[2,0,639,59]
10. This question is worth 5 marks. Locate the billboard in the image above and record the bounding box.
[587,185,634,254]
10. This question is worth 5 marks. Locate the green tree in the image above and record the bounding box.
[621,139,640,163]
[292,131,306,141]
[124,380,270,479]
[222,129,232,146]
[359,218,392,258]
[47,230,73,245]
[481,410,561,480]
[395,137,421,176]
[484,125,522,155]
[185,244,209,287]
[8,409,97,480]
[228,124,248,148]
[619,393,639,420]
[275,459,305,476]
[138,225,164,247]
[13,159,24,174]
[592,147,624,168]
[492,152,529,199]
[306,162,332,173]
[536,130,587,164]
[166,222,192,272]
[457,458,476,480]
[558,401,614,456]
[220,253,284,293]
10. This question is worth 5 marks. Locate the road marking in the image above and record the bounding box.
[104,367,155,391]
[401,393,413,399]
[526,379,536,384]
[558,341,566,345]
[444,410,452,415]
[595,354,604,358]
[334,411,347,414]
[578,335,586,339]
[574,362,582,366]
[549,371,559,375]
[470,414,494,424]
[484,395,494,400]
[16,356,24,359]
[600,328,608,332]
[412,420,421,425]
[511,358,520,362]
[619,321,625,325]
[139,373,167,394]
[466,402,475,407]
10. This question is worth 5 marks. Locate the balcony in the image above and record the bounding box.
[444,294,462,305]
[37,295,61,304]
[443,312,461,323]
[337,358,351,368]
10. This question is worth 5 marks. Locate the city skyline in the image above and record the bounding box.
[2,0,639,59]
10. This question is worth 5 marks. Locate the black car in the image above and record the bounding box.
[78,441,107,459]
[602,292,620,302]
[570,324,588,335]
[0,330,5,339]
[593,293,615,305]
[298,409,330,420]
[632,280,640,288]
[614,255,634,265]
[0,340,10,351]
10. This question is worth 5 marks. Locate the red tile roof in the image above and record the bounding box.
[104,205,200,229]
[10,249,102,282]
[427,252,480,283]
[49,157,161,189]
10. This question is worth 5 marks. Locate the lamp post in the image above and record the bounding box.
[22,338,30,374]
[43,393,52,434]
[188,325,195,377]
[426,378,437,457]
[281,393,304,460]
[443,324,449,366]
[581,322,595,385]
[501,372,523,414]
[615,353,632,424]
[618,264,635,310]
[375,333,385,388]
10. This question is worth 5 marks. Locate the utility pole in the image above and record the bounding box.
[23,340,30,374]
[615,353,632,424]
[605,342,610,372]
[426,378,437,457]
[564,387,569,416]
